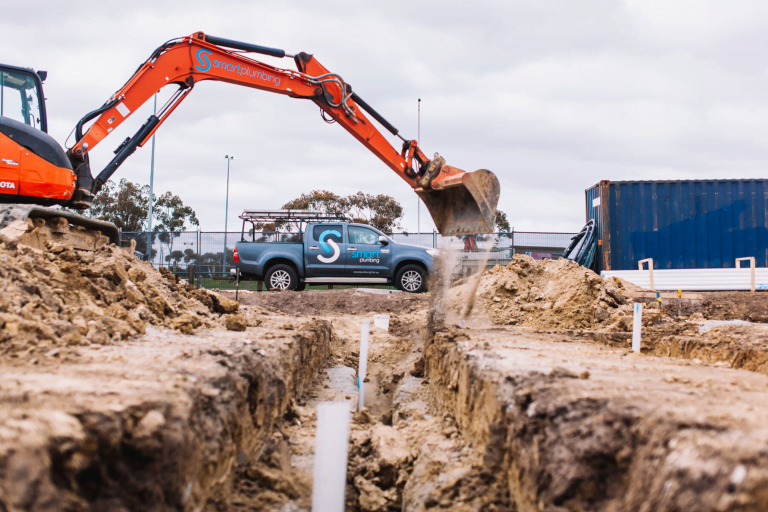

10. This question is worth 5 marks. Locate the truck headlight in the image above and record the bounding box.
[426,249,439,257]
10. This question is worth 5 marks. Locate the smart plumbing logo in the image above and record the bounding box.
[317,230,342,263]
[195,49,281,86]
[351,250,380,264]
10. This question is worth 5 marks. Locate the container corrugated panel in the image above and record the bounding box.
[587,179,768,271]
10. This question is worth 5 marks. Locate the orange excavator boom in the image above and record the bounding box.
[65,32,499,235]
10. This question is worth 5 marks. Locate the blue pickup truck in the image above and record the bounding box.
[234,211,436,293]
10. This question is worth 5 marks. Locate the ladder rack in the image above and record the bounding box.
[239,209,351,223]
[239,210,351,242]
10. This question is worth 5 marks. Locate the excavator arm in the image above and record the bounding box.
[67,32,499,235]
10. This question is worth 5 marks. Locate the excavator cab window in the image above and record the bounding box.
[0,68,44,131]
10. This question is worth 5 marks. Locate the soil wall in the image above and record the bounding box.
[425,326,768,512]
[0,321,330,512]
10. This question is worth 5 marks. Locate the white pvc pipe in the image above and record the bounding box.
[358,320,370,412]
[312,402,351,512]
[632,303,643,353]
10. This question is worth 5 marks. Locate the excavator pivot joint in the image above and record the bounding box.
[417,155,445,189]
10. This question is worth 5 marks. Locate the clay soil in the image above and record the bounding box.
[207,289,509,512]
[6,243,768,511]
[456,254,768,377]
[681,291,768,322]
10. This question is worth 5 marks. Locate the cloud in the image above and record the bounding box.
[4,0,768,234]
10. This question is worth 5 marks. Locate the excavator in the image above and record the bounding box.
[0,32,500,250]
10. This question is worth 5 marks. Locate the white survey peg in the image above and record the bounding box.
[632,303,643,353]
[311,402,351,512]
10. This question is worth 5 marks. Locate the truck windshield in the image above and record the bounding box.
[0,69,42,130]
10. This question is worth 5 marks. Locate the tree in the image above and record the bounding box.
[153,191,200,264]
[343,192,403,232]
[279,190,404,233]
[495,210,511,233]
[88,178,149,232]
[282,190,345,216]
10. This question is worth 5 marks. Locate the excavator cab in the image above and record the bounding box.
[0,64,47,132]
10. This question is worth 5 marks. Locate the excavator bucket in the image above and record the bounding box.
[417,169,500,236]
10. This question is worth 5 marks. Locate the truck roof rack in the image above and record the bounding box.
[239,209,351,223]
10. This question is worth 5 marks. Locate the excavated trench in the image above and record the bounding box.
[5,244,768,511]
[210,285,768,512]
[205,289,507,512]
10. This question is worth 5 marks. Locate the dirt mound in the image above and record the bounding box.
[0,240,241,354]
[237,289,428,316]
[450,255,638,330]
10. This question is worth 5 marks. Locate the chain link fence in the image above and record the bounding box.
[120,230,576,290]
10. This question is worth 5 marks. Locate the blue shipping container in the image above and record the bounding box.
[586,180,768,271]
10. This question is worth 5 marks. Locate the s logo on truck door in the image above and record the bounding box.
[317,229,342,263]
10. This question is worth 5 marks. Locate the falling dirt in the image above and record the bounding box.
[460,242,493,320]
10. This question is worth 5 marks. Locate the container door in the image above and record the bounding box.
[585,183,603,271]
[304,224,346,277]
[345,225,391,277]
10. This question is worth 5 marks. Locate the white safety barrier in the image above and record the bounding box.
[603,266,767,291]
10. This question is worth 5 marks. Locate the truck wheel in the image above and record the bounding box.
[265,264,298,291]
[396,264,427,293]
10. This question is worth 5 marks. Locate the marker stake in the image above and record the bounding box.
[311,402,351,512]
[632,303,643,353]
[358,320,371,411]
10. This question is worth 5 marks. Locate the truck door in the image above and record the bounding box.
[345,225,391,277]
[304,224,346,277]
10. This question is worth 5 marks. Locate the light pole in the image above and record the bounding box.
[417,98,421,234]
[223,155,234,267]
[147,93,157,262]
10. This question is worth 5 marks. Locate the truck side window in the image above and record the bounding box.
[348,226,380,245]
[312,225,343,244]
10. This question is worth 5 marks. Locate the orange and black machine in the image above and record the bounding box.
[0,33,499,236]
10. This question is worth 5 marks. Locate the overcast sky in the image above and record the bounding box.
[5,0,768,233]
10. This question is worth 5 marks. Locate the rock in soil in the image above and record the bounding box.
[225,314,248,332]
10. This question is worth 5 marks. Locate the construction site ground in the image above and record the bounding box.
[3,247,768,511]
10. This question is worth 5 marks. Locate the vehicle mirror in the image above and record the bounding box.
[378,235,389,245]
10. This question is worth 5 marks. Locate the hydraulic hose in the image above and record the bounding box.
[562,219,598,270]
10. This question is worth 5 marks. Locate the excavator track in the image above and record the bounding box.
[0,204,120,251]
